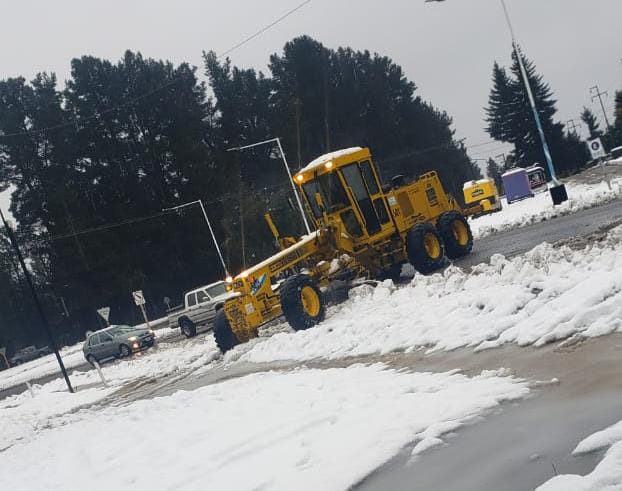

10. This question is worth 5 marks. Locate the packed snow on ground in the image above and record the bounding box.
[0,316,171,391]
[470,176,622,238]
[0,364,528,491]
[237,225,622,364]
[1,337,220,450]
[536,419,622,490]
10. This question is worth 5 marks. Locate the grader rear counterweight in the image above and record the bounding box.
[214,147,476,353]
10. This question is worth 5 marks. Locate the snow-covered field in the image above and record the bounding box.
[471,176,622,238]
[236,225,622,364]
[0,364,528,491]
[537,419,622,490]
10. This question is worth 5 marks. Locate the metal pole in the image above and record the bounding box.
[275,137,312,234]
[228,137,312,235]
[164,201,230,278]
[198,200,230,277]
[0,208,74,393]
[499,0,559,186]
[590,85,612,134]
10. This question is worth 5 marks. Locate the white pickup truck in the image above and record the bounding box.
[167,281,235,338]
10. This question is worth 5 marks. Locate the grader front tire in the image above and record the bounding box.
[213,309,239,354]
[280,275,326,331]
[406,223,445,274]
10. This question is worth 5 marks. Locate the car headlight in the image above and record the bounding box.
[128,336,138,342]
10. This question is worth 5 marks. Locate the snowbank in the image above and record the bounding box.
[470,177,622,238]
[536,419,622,490]
[237,225,622,364]
[0,364,528,491]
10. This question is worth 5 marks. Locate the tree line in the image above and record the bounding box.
[0,36,479,352]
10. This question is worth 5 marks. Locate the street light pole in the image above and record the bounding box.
[498,0,559,187]
[163,200,230,279]
[0,208,74,393]
[427,0,568,204]
[227,137,312,235]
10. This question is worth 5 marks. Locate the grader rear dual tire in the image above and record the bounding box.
[280,274,326,331]
[437,211,473,259]
[407,222,445,274]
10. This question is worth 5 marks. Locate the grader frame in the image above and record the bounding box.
[214,147,476,352]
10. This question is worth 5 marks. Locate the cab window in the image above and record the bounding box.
[359,160,380,195]
[187,293,197,307]
[302,173,350,218]
[196,291,208,304]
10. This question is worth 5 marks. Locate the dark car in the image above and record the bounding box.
[10,345,52,366]
[83,325,155,365]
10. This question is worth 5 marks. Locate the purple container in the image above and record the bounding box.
[502,168,534,204]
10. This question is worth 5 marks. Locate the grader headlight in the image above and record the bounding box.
[324,161,333,170]
[295,174,304,183]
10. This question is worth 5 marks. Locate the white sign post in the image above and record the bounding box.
[97,307,111,326]
[588,138,606,160]
[133,290,151,329]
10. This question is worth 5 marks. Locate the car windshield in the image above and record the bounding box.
[206,283,226,298]
[108,326,136,335]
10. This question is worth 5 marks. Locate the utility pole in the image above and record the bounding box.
[0,208,74,393]
[566,119,581,135]
[590,85,612,133]
[495,153,507,169]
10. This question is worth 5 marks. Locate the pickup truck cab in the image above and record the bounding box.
[168,281,235,338]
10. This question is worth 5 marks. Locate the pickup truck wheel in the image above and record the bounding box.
[406,222,445,274]
[437,211,473,259]
[280,275,325,331]
[213,309,239,354]
[179,319,197,338]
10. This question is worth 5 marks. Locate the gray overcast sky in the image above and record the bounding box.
[1,0,621,213]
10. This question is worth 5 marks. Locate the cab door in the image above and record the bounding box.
[340,161,391,239]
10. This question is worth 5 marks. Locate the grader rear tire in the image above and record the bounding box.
[438,211,473,259]
[280,275,326,331]
[214,309,239,354]
[406,222,445,274]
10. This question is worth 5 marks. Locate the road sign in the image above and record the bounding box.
[133,290,146,306]
[97,307,110,322]
[588,138,606,159]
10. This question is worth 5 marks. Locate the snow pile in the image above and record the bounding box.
[238,226,622,363]
[536,419,622,490]
[471,178,622,238]
[0,364,528,491]
[0,382,115,452]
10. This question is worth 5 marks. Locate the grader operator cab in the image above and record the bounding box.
[213,147,475,353]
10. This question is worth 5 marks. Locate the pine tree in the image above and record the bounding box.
[580,107,602,139]
[485,48,587,176]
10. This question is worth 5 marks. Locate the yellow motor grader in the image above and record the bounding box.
[214,147,476,352]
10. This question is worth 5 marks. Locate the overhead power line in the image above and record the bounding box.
[0,0,314,141]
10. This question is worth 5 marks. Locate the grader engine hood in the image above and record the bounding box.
[231,231,325,298]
